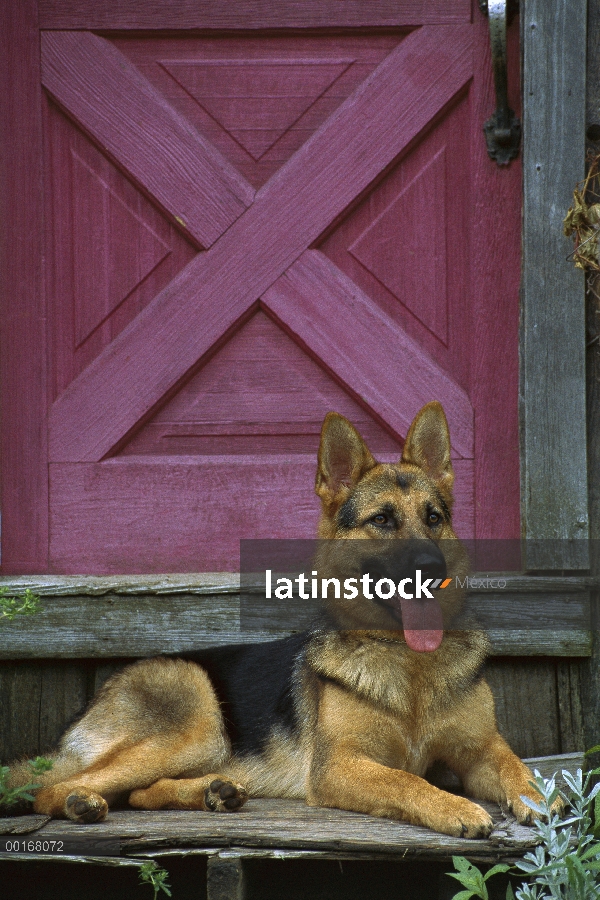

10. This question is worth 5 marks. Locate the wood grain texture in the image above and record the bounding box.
[0,815,51,836]
[16,800,549,863]
[119,36,401,192]
[582,0,600,757]
[1,573,594,596]
[522,752,586,782]
[556,661,585,753]
[521,0,589,563]
[0,661,92,761]
[484,659,562,758]
[470,10,521,539]
[486,631,591,657]
[41,32,254,249]
[207,856,245,900]
[0,0,49,572]
[0,663,43,761]
[45,100,198,399]
[319,111,471,388]
[0,574,242,595]
[38,664,89,753]
[262,251,474,459]
[38,1,471,29]
[0,592,591,659]
[48,26,473,463]
[121,309,404,457]
[48,458,320,573]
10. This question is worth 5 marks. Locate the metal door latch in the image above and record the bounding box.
[479,0,521,165]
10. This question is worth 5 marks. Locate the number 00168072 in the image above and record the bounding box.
[1,839,64,852]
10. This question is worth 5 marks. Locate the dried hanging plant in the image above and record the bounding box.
[563,152,600,272]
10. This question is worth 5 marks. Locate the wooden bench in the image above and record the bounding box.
[0,575,592,899]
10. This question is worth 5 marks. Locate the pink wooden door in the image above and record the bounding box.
[2,2,521,574]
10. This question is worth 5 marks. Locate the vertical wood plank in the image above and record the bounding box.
[521,0,589,567]
[556,661,585,753]
[469,7,521,539]
[582,0,600,754]
[207,856,246,900]
[0,663,42,761]
[38,663,89,752]
[0,0,48,572]
[485,659,561,758]
[0,662,92,762]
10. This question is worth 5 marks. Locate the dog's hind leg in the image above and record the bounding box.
[33,724,240,823]
[32,657,238,823]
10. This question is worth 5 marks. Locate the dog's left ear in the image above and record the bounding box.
[401,402,454,497]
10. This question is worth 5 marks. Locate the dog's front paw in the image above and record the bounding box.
[508,791,564,826]
[427,796,493,839]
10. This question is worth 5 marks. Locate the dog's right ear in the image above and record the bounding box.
[316,413,376,507]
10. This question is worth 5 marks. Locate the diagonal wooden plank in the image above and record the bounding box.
[41,31,255,248]
[49,25,473,463]
[39,1,471,29]
[262,251,473,458]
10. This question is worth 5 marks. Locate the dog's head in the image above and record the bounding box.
[314,402,469,649]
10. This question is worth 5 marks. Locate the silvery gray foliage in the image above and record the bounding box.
[512,768,600,900]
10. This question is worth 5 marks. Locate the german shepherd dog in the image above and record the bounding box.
[10,403,546,837]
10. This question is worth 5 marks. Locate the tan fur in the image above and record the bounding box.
[7,403,557,836]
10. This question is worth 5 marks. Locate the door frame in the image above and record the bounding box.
[0,0,590,573]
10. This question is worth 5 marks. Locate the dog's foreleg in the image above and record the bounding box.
[307,752,494,838]
[453,733,562,824]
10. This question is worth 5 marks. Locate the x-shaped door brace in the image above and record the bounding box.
[43,26,474,463]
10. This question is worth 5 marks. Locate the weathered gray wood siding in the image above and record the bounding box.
[521,0,589,568]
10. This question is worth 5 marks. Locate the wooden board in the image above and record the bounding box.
[38,1,471,29]
[521,0,589,565]
[0,0,48,573]
[0,801,552,864]
[582,0,600,757]
[0,574,593,659]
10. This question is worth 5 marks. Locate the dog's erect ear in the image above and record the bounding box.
[316,413,376,505]
[401,402,454,495]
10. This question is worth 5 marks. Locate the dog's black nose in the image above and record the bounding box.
[412,551,447,582]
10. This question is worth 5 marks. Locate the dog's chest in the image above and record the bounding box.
[317,637,457,715]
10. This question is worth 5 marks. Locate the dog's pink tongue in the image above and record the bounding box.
[399,597,444,652]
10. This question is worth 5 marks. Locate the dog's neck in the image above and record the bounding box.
[305,628,490,717]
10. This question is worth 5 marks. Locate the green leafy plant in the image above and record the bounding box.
[0,757,53,808]
[448,856,511,899]
[0,587,42,621]
[138,861,172,899]
[448,765,600,900]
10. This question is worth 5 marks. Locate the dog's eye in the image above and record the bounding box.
[427,511,442,526]
[370,512,394,528]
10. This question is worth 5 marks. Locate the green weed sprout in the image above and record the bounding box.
[0,588,42,621]
[0,757,53,808]
[138,861,172,899]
